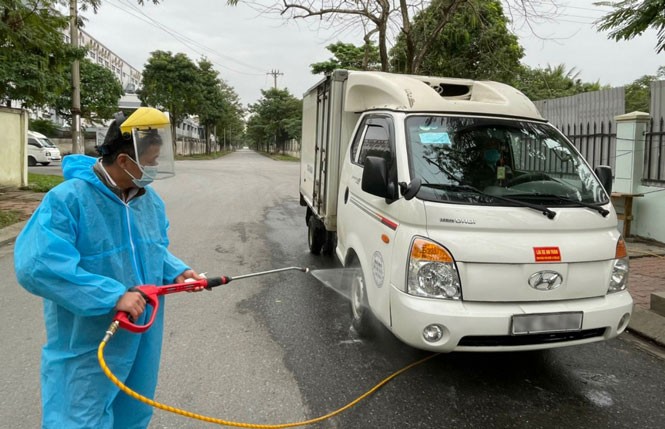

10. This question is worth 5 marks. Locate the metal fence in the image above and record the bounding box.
[534,88,624,171]
[644,117,665,184]
[559,121,616,170]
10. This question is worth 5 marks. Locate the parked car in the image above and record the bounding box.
[27,131,61,166]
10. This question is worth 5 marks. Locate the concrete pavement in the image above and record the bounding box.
[1,187,664,347]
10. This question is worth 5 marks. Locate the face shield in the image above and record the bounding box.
[120,107,176,180]
[131,127,175,180]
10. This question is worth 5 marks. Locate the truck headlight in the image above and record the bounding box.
[407,237,461,299]
[608,238,629,293]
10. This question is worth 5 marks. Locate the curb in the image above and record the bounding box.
[0,220,26,248]
[627,307,665,347]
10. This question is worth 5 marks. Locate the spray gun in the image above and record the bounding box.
[112,266,309,334]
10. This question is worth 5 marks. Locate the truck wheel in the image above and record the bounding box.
[347,262,376,337]
[307,216,325,255]
[28,157,37,166]
[322,231,336,256]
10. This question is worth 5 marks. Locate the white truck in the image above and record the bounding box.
[27,131,62,166]
[299,70,633,352]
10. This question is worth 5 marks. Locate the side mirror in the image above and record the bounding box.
[399,178,422,200]
[362,156,395,200]
[594,165,613,195]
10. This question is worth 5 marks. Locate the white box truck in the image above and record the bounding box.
[299,70,633,352]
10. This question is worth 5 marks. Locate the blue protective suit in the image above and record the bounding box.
[14,155,189,429]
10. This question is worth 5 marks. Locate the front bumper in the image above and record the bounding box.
[390,286,633,352]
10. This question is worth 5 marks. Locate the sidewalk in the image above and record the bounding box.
[1,188,664,346]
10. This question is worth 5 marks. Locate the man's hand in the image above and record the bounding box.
[175,269,206,292]
[115,291,147,320]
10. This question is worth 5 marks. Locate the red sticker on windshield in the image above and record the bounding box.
[534,247,561,262]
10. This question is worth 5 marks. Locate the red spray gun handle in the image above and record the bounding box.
[114,276,229,333]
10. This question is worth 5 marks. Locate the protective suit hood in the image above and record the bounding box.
[62,154,117,197]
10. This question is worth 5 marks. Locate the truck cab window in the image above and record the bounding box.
[355,117,393,167]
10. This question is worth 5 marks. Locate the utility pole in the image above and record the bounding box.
[70,0,81,154]
[266,69,283,89]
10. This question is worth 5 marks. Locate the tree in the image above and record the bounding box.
[624,66,665,113]
[194,58,226,153]
[0,0,83,108]
[513,64,604,101]
[230,1,554,74]
[310,41,381,74]
[595,0,665,53]
[215,80,245,150]
[53,58,123,123]
[246,88,301,153]
[139,51,201,141]
[391,0,523,82]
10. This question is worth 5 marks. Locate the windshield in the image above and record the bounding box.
[38,137,57,148]
[406,115,608,206]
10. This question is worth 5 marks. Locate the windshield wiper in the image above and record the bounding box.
[420,183,557,220]
[508,193,610,217]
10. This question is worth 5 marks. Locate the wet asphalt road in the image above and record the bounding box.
[3,150,665,428]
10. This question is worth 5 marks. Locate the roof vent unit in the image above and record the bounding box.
[425,82,472,100]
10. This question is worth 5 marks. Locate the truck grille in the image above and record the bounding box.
[457,328,607,347]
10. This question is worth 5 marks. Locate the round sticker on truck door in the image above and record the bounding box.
[372,251,385,288]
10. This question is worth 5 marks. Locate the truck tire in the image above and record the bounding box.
[322,231,336,256]
[347,261,376,338]
[307,216,325,255]
[28,156,37,167]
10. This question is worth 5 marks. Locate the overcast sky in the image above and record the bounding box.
[81,0,663,108]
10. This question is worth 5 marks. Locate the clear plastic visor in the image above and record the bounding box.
[131,127,175,180]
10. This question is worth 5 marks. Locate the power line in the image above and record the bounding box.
[98,0,265,76]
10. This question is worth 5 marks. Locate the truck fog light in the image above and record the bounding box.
[423,324,444,342]
[617,313,630,333]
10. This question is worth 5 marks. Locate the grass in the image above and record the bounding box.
[266,153,300,162]
[175,151,230,160]
[23,173,64,192]
[0,210,21,229]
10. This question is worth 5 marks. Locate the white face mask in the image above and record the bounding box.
[123,156,158,188]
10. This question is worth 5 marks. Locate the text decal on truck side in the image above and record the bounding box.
[349,195,399,231]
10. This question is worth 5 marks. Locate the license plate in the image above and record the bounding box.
[511,312,583,335]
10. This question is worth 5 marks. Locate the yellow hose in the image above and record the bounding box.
[98,336,438,428]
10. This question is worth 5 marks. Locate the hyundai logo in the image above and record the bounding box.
[528,271,563,291]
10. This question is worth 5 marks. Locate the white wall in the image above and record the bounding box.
[0,107,28,187]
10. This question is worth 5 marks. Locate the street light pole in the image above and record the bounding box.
[70,0,82,154]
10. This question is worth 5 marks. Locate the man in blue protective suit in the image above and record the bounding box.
[14,107,202,429]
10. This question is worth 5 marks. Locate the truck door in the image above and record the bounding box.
[338,114,398,326]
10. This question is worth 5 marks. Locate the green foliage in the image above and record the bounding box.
[595,0,665,53]
[139,51,202,137]
[0,0,83,108]
[513,64,604,101]
[139,51,245,149]
[29,118,59,136]
[310,42,381,74]
[624,66,665,113]
[391,0,523,82]
[54,58,124,123]
[246,88,302,152]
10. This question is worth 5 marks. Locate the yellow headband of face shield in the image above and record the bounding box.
[120,107,170,134]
